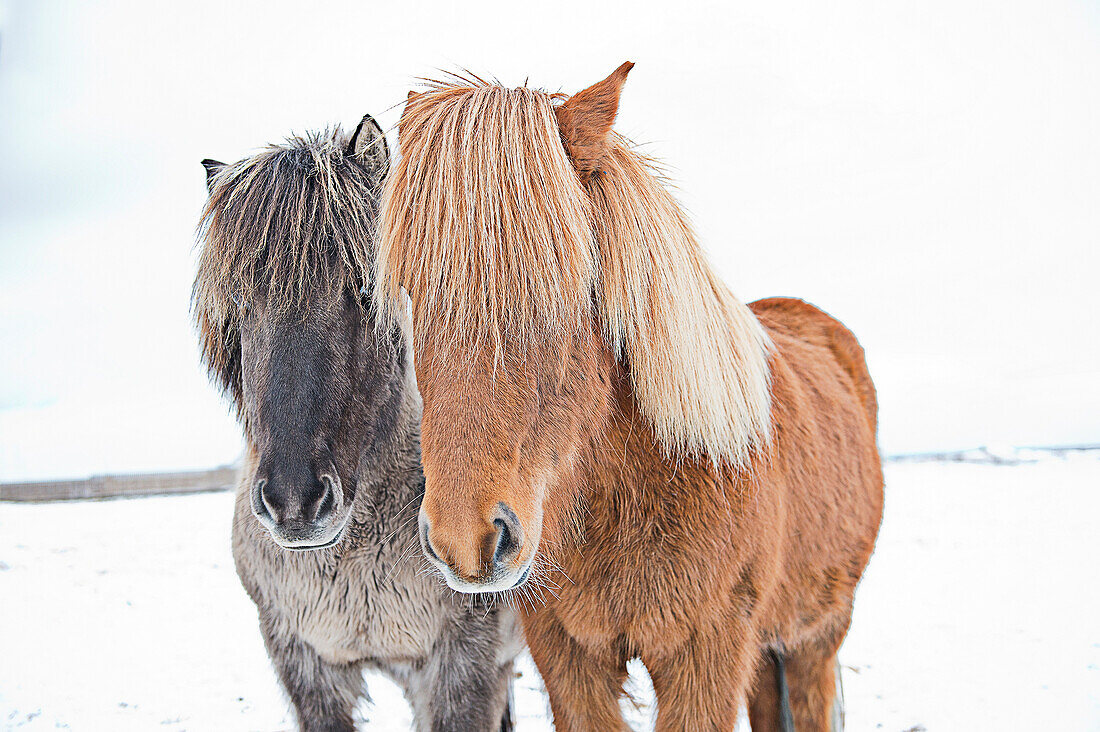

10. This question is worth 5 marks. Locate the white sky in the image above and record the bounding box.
[1,0,1098,480]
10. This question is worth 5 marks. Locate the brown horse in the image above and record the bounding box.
[375,64,884,731]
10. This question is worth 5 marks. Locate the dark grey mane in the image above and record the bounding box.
[192,125,387,408]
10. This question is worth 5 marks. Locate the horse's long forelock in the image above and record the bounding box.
[377,81,772,465]
[375,82,595,356]
[193,128,381,403]
[195,129,377,321]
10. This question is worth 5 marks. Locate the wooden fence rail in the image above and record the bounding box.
[0,466,238,503]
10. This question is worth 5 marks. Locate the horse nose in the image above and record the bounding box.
[419,502,525,584]
[251,474,336,527]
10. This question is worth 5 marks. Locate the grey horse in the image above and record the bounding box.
[193,116,522,731]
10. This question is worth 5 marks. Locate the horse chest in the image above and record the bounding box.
[240,526,444,666]
[550,474,756,655]
[550,518,716,654]
[280,557,442,663]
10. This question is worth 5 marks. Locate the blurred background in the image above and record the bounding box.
[1,0,1097,481]
[2,2,1099,730]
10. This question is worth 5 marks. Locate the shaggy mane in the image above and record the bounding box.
[375,79,594,354]
[377,80,772,465]
[193,127,383,405]
[589,140,773,465]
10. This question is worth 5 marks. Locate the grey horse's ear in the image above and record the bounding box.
[201,159,225,192]
[346,114,389,179]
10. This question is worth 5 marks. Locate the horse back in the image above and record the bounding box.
[751,297,878,435]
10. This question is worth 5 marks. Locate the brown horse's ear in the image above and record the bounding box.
[398,91,423,146]
[347,113,390,180]
[555,61,634,179]
[201,159,225,193]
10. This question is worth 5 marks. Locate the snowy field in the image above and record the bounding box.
[2,456,1098,731]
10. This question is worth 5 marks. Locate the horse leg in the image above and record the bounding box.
[258,615,363,732]
[747,650,785,732]
[404,609,514,732]
[523,611,631,732]
[405,662,514,732]
[644,626,757,732]
[780,636,846,732]
[500,668,517,732]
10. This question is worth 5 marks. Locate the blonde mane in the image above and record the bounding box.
[376,80,772,465]
[375,81,595,352]
[589,139,772,465]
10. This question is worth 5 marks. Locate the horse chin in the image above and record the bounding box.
[437,552,537,594]
[266,503,354,552]
[272,530,342,552]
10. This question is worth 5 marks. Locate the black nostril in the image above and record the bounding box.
[252,480,271,520]
[313,478,336,522]
[257,479,285,523]
[419,518,440,562]
[492,502,523,564]
[493,518,515,563]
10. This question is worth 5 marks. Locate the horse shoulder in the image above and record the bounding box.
[751,297,878,436]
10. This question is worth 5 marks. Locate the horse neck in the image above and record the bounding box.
[577,358,682,512]
[353,336,424,507]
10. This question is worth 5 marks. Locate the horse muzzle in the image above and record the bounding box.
[418,501,535,592]
[250,464,352,550]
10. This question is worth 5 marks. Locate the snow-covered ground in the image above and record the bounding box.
[2,456,1098,731]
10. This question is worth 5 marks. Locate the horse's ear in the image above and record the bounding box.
[201,159,225,192]
[555,61,634,179]
[347,114,390,179]
[397,91,422,146]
